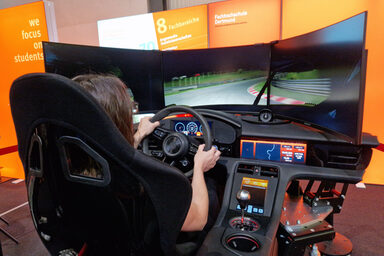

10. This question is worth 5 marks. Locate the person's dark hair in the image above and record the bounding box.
[72,74,134,145]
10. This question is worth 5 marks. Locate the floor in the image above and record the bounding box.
[0,179,383,256]
[0,179,48,256]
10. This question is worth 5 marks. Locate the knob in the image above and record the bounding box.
[236,190,251,228]
[236,189,251,210]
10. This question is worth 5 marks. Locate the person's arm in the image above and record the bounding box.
[133,117,160,148]
[181,145,221,231]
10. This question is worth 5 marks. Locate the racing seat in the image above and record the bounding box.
[10,73,193,256]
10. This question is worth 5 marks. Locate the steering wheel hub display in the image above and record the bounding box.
[162,133,189,158]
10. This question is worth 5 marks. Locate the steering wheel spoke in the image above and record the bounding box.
[187,137,200,156]
[152,127,170,140]
[161,155,175,165]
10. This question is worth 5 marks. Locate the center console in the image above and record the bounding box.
[196,128,378,256]
[222,162,279,254]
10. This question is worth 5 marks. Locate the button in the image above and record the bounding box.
[151,151,163,158]
[236,204,241,210]
[247,205,253,213]
[189,146,198,153]
[180,159,189,167]
[154,129,166,138]
[253,207,258,213]
[258,208,264,214]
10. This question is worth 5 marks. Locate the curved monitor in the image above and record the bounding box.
[43,42,164,112]
[269,12,366,144]
[43,12,367,144]
[163,12,367,144]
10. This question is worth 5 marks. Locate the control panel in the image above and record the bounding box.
[240,138,307,164]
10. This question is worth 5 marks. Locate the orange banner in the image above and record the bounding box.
[0,1,49,179]
[208,0,280,48]
[153,5,208,51]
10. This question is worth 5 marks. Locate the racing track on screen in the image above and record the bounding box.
[165,77,280,106]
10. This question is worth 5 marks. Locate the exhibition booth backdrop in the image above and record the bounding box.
[0,1,50,179]
[98,0,280,50]
[0,0,383,184]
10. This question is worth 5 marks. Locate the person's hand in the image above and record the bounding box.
[137,117,160,138]
[194,144,221,173]
[134,117,159,148]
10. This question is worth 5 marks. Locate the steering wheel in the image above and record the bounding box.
[142,105,212,177]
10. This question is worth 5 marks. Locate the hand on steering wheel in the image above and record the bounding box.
[194,144,221,173]
[142,105,213,177]
[134,117,160,148]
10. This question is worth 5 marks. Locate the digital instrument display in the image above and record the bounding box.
[240,139,306,164]
[239,177,268,214]
[172,120,211,136]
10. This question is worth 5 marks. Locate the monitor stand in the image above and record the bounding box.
[317,232,353,256]
[277,179,357,256]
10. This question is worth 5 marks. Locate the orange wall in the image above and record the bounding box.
[282,0,384,184]
[208,0,281,48]
[0,1,49,179]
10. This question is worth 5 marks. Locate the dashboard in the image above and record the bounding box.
[154,110,372,170]
[169,116,305,165]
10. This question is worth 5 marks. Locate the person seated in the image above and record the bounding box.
[72,74,221,232]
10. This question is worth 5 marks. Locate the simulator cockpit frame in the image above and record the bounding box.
[16,11,378,256]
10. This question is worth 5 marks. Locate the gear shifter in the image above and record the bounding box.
[229,189,260,232]
[236,189,251,227]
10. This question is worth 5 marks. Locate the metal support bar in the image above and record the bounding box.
[0,227,19,244]
[0,213,19,244]
[0,217,9,226]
